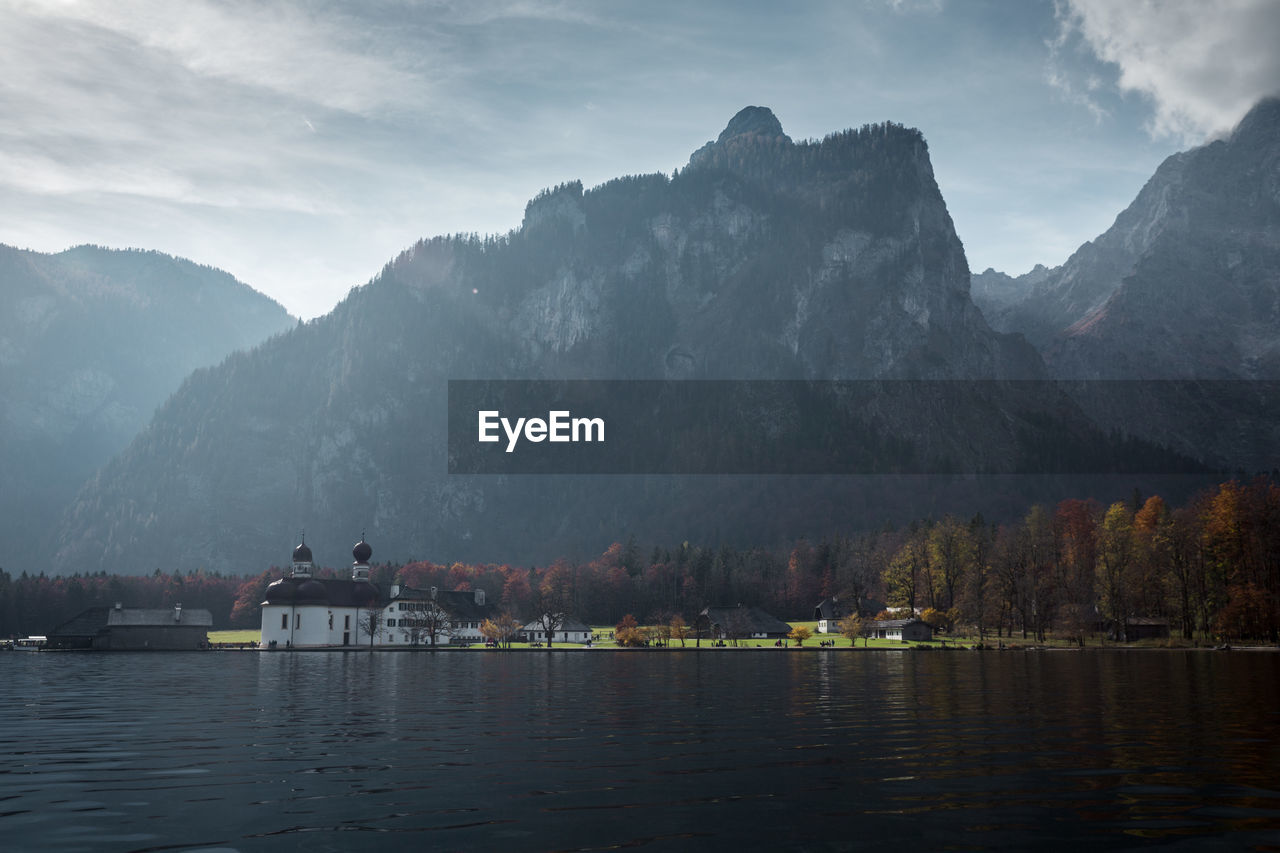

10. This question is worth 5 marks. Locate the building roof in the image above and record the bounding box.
[814,597,850,621]
[523,617,591,633]
[51,606,213,636]
[107,607,212,627]
[390,586,493,621]
[262,577,381,608]
[869,618,929,630]
[700,605,791,636]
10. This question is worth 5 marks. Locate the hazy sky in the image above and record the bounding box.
[2,0,1277,319]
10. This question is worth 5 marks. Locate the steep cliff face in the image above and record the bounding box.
[53,108,1081,575]
[983,97,1280,380]
[973,98,1280,468]
[1,245,294,572]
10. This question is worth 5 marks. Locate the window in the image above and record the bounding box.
[295,613,301,629]
[329,613,334,630]
[387,619,397,627]
[281,613,288,630]
[344,615,350,629]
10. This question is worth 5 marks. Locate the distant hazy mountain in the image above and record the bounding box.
[1,245,294,572]
[52,108,1197,576]
[973,97,1280,467]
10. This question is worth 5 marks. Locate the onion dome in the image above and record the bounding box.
[292,540,313,564]
[352,537,372,564]
[295,579,328,604]
[263,578,297,604]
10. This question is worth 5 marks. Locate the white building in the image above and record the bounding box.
[520,617,593,644]
[260,537,380,648]
[259,537,496,648]
[380,585,494,646]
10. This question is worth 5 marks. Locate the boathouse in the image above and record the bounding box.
[46,603,213,650]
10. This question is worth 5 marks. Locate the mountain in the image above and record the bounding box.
[973,97,1280,467]
[1,245,295,572]
[51,108,1193,576]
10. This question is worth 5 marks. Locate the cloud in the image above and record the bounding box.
[6,0,429,116]
[1054,0,1280,142]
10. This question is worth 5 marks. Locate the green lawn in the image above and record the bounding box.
[212,624,1197,651]
[209,629,261,645]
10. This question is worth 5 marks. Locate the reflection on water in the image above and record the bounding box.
[1,650,1278,851]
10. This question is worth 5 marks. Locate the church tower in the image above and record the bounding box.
[291,535,313,578]
[352,534,372,582]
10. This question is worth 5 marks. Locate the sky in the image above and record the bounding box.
[1,0,1277,320]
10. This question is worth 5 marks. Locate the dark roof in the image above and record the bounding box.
[814,597,850,621]
[262,577,381,607]
[107,607,212,627]
[352,538,372,564]
[49,607,113,638]
[292,541,313,563]
[51,606,213,636]
[700,606,791,636]
[869,618,929,630]
[523,617,591,632]
[391,586,493,621]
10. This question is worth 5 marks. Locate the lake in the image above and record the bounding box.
[1,649,1277,851]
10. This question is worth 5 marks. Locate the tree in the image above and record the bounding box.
[359,605,383,648]
[229,570,272,627]
[840,613,867,646]
[1097,502,1136,641]
[788,625,812,646]
[615,613,645,647]
[532,559,576,648]
[928,516,971,611]
[919,607,949,633]
[481,611,523,649]
[725,608,753,646]
[669,613,689,647]
[406,600,453,646]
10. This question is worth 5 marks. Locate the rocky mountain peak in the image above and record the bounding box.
[1230,94,1280,144]
[716,105,789,144]
[687,105,793,169]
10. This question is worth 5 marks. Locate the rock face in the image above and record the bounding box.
[55,108,1177,576]
[982,97,1280,378]
[974,98,1280,467]
[1,245,295,572]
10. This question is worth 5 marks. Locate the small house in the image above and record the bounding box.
[866,617,933,642]
[697,605,791,641]
[520,617,593,644]
[813,597,851,634]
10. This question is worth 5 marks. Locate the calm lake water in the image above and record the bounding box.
[1,650,1278,852]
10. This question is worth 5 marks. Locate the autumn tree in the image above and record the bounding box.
[1054,499,1100,644]
[229,571,272,627]
[788,625,812,646]
[532,559,576,648]
[1096,502,1136,641]
[840,613,867,646]
[615,613,645,647]
[669,613,689,647]
[481,611,523,649]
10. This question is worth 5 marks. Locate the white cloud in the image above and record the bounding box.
[6,0,428,116]
[1056,0,1280,142]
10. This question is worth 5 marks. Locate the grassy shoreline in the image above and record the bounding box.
[208,628,1272,651]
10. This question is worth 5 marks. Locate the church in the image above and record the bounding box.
[259,536,495,648]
